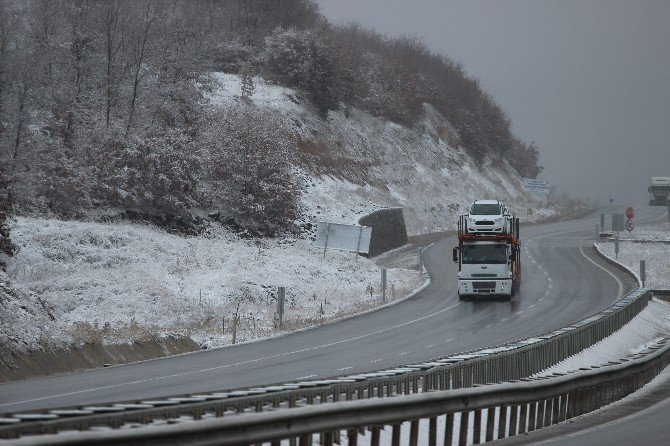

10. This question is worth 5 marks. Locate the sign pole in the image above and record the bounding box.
[615,232,619,259]
[277,286,285,328]
[640,260,645,288]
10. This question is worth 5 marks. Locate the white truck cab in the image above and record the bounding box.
[648,177,670,205]
[453,210,520,300]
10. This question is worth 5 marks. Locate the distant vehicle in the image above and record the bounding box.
[648,177,670,205]
[453,209,520,300]
[466,200,511,234]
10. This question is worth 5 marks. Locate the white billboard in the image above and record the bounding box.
[523,178,550,195]
[314,222,372,254]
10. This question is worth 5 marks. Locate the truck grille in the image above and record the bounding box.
[475,220,494,225]
[471,274,496,278]
[473,281,496,290]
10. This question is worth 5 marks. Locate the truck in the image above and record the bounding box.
[452,212,520,300]
[648,177,670,205]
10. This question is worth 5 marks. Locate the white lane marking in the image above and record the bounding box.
[297,374,317,380]
[539,297,544,301]
[578,237,624,302]
[445,337,456,342]
[501,317,509,322]
[370,358,382,363]
[548,284,553,289]
[337,367,353,372]
[528,304,536,309]
[1,300,465,408]
[398,351,410,356]
[424,344,434,349]
[515,311,524,315]
[548,277,553,282]
[531,259,537,264]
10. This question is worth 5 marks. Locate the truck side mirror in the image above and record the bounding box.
[452,247,459,263]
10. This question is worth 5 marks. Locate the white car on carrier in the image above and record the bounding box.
[466,200,509,234]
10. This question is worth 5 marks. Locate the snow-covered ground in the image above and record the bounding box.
[2,217,422,349]
[1,72,580,353]
[595,221,670,289]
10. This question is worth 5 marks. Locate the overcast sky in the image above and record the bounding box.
[317,0,670,205]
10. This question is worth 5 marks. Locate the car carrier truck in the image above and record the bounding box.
[452,213,520,300]
[648,177,670,205]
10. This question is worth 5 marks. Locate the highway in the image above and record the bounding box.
[0,206,661,415]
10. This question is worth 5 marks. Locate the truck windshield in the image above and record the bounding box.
[462,244,507,264]
[470,204,501,215]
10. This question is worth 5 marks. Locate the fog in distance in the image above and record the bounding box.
[317,0,670,205]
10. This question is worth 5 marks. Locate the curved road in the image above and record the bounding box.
[0,206,663,414]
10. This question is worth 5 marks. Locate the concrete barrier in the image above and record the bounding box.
[358,208,408,257]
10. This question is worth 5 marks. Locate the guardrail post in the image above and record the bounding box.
[459,411,469,446]
[409,420,420,446]
[559,394,568,421]
[473,409,482,444]
[347,429,358,446]
[551,396,560,424]
[298,434,310,446]
[528,402,537,431]
[543,398,552,427]
[445,413,455,445]
[509,405,518,436]
[429,416,438,446]
[391,424,401,446]
[498,406,507,440]
[519,403,527,434]
[485,407,495,441]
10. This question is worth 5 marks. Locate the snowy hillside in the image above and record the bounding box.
[3,218,422,350]
[209,72,562,233]
[2,72,574,353]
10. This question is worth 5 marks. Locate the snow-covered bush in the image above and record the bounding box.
[262,27,339,116]
[95,131,202,219]
[202,105,301,236]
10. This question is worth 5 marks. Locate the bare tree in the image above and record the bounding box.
[126,2,156,134]
[101,0,127,127]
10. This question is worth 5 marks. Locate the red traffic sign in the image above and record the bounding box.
[625,207,634,219]
[626,220,634,232]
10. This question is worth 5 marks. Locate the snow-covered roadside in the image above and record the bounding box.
[562,220,670,374]
[594,221,670,290]
[537,298,670,376]
[3,217,424,350]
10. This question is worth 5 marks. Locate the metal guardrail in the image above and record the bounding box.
[0,289,653,441]
[6,337,670,446]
